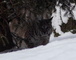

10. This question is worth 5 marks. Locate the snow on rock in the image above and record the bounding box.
[52,4,76,35]
[0,32,76,60]
[60,9,69,24]
[52,5,69,35]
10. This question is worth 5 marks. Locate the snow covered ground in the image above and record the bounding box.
[0,32,76,60]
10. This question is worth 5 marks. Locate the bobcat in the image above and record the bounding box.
[11,17,53,49]
[24,17,53,48]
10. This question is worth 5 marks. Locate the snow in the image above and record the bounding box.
[0,32,76,60]
[52,5,69,35]
[52,6,63,35]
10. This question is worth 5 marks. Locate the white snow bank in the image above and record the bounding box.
[0,32,76,60]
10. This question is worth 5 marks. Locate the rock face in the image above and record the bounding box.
[60,17,76,33]
[0,18,15,52]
